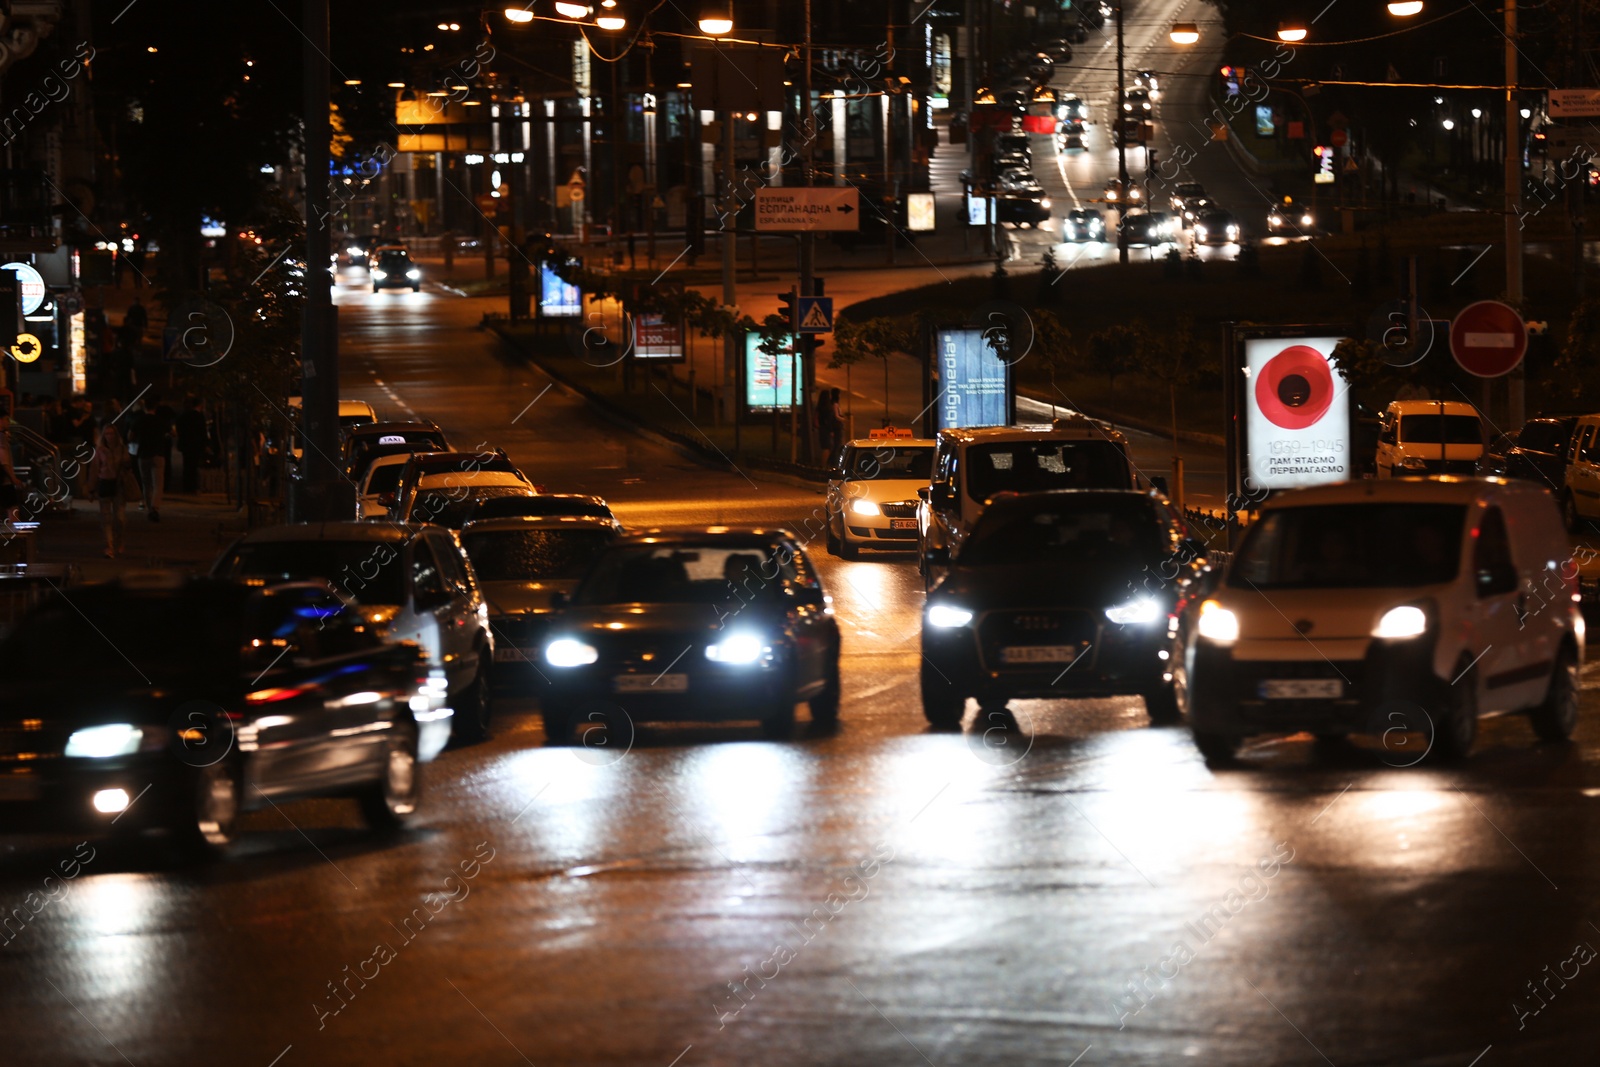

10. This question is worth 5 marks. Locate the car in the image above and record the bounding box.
[993,147,1031,170]
[0,577,450,854]
[212,522,496,742]
[386,449,530,520]
[1064,208,1106,241]
[342,421,451,482]
[1103,177,1143,205]
[1066,22,1090,42]
[1111,115,1150,147]
[920,490,1210,728]
[1169,181,1206,217]
[463,492,620,528]
[824,437,936,559]
[1118,211,1167,247]
[1134,70,1160,97]
[996,194,1052,227]
[1056,121,1087,151]
[397,471,538,529]
[1192,208,1241,245]
[1179,477,1582,763]
[1267,201,1315,233]
[1375,400,1486,478]
[1147,210,1179,240]
[459,515,622,684]
[916,417,1151,588]
[538,529,842,742]
[371,246,421,292]
[284,399,381,475]
[996,171,1047,198]
[1057,96,1088,122]
[344,234,380,266]
[1477,415,1577,491]
[1558,413,1600,529]
[1121,88,1152,114]
[356,452,413,520]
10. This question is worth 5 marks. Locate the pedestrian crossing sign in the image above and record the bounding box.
[797,296,833,334]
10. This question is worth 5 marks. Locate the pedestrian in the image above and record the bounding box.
[123,296,147,343]
[827,388,845,453]
[0,407,22,523]
[128,391,175,521]
[177,396,207,494]
[93,418,130,558]
[816,388,843,457]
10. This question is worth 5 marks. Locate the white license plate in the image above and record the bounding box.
[889,519,917,530]
[1000,645,1077,665]
[494,648,530,663]
[615,674,689,693]
[1258,678,1344,700]
[0,776,41,801]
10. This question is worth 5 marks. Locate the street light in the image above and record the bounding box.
[1169,22,1199,44]
[504,7,534,22]
[698,0,734,35]
[1277,22,1307,42]
[596,12,626,29]
[1387,0,1424,15]
[554,1,591,18]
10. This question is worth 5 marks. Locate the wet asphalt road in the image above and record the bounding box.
[6,281,1600,1067]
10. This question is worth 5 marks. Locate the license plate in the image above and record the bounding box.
[1000,645,1076,664]
[494,648,530,663]
[889,519,917,530]
[615,674,688,693]
[0,776,41,801]
[1258,678,1343,700]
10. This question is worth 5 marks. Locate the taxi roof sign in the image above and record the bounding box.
[378,434,407,445]
[868,426,915,439]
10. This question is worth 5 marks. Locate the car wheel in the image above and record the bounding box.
[358,723,420,830]
[1143,684,1181,725]
[176,760,240,859]
[921,663,966,729]
[810,656,841,727]
[761,694,796,739]
[1530,648,1580,743]
[1432,660,1479,762]
[541,700,574,745]
[1192,729,1239,764]
[454,657,493,743]
[838,533,860,561]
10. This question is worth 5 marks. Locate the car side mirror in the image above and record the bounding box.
[378,491,397,508]
[916,486,930,501]
[924,545,950,567]
[1150,475,1169,496]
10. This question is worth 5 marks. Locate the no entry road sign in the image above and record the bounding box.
[1449,300,1527,378]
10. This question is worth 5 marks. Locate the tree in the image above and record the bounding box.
[1086,323,1148,393]
[832,315,913,427]
[1136,316,1198,445]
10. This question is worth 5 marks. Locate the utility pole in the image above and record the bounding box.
[1504,0,1525,425]
[297,0,344,520]
[1115,0,1129,265]
[800,0,817,461]
[722,109,738,439]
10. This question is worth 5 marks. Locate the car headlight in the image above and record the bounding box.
[1300,214,1314,226]
[850,499,882,517]
[706,632,768,664]
[1373,605,1428,639]
[1195,227,1208,240]
[1105,597,1163,625]
[1197,600,1240,643]
[1227,226,1239,238]
[545,638,599,667]
[1123,102,1132,111]
[65,723,144,758]
[927,604,974,628]
[372,270,387,280]
[406,268,421,280]
[1039,198,1051,209]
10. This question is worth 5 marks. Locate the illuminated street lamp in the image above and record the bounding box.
[503,7,534,22]
[596,12,626,29]
[1277,22,1307,42]
[698,0,734,35]
[554,1,591,18]
[1387,1,1424,15]
[1169,22,1199,44]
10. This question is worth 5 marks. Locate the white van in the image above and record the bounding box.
[1179,477,1582,762]
[1374,399,1485,478]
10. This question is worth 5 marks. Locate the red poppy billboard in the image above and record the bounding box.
[1243,335,1350,490]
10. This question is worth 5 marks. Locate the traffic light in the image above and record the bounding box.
[778,287,797,331]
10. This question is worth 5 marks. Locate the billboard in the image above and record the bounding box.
[1242,335,1350,490]
[633,313,683,360]
[539,264,581,317]
[744,332,802,411]
[934,327,1012,432]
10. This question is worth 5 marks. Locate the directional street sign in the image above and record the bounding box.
[797,296,833,334]
[754,188,860,232]
[1550,89,1600,118]
[1450,300,1527,378]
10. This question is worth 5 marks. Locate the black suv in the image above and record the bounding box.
[371,247,420,292]
[920,490,1211,729]
[1477,415,1578,491]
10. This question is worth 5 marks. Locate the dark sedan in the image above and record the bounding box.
[920,491,1211,728]
[1192,208,1241,245]
[0,578,445,855]
[1063,208,1105,241]
[539,530,841,742]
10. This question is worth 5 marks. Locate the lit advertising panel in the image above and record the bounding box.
[934,327,1011,431]
[1242,335,1350,490]
[744,332,801,411]
[539,263,581,317]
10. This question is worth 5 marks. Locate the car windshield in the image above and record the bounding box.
[966,440,1133,499]
[411,487,531,529]
[461,528,616,582]
[575,544,795,606]
[961,498,1163,567]
[217,540,407,605]
[1399,414,1482,445]
[1230,503,1466,589]
[840,445,933,480]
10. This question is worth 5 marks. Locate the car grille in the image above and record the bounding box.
[880,501,917,519]
[978,609,1099,668]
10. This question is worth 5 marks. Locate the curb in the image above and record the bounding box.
[484,323,830,491]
